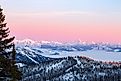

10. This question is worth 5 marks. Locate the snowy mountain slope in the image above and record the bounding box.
[20,56,121,81]
[16,46,52,65]
[15,39,121,65]
[15,39,121,81]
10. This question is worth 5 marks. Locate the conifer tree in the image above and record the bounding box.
[0,6,21,81]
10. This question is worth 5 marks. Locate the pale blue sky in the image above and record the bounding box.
[1,0,121,13]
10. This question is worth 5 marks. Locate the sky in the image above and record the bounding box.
[0,0,121,43]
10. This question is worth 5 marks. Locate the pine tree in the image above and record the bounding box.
[0,6,21,81]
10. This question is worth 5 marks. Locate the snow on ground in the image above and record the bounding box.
[16,63,25,67]
[40,50,121,62]
[46,60,65,72]
[62,72,74,81]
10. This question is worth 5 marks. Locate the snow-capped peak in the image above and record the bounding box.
[40,41,63,45]
[15,39,36,43]
[14,39,40,47]
[14,39,121,47]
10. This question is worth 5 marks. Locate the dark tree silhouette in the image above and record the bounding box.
[0,6,21,81]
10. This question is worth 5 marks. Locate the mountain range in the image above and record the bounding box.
[15,39,121,66]
[14,39,121,81]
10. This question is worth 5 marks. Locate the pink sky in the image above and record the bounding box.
[8,14,121,43]
[1,0,121,43]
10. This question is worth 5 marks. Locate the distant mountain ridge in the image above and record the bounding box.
[15,39,121,52]
[15,39,121,65]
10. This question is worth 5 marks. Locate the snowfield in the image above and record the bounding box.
[15,39,121,64]
[40,50,121,62]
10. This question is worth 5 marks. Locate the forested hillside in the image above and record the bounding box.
[19,56,121,81]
